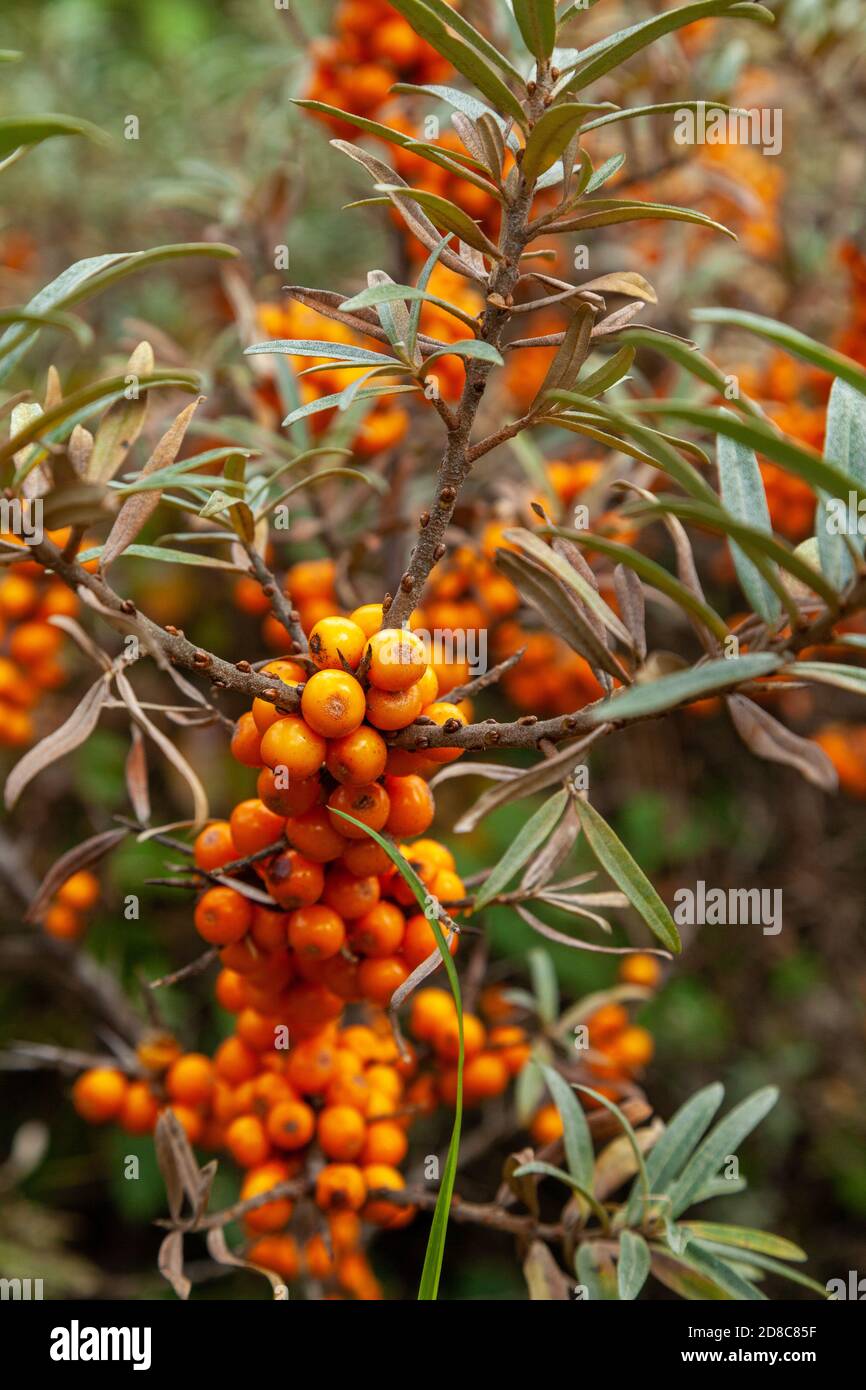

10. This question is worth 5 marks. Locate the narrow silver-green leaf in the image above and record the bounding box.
[538,1064,594,1191]
[574,799,681,953]
[474,790,568,909]
[717,429,782,624]
[617,1231,651,1300]
[625,1083,724,1225]
[669,1086,779,1217]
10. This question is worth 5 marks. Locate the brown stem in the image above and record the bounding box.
[240,540,311,658]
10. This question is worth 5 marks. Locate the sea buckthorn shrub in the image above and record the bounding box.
[6,0,865,1306]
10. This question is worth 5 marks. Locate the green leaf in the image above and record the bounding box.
[280,383,418,429]
[624,494,841,610]
[585,153,626,194]
[340,279,479,332]
[617,1231,651,1300]
[329,810,463,1302]
[669,1086,779,1217]
[816,378,866,586]
[575,1243,613,1300]
[560,1,770,95]
[551,198,735,241]
[0,113,105,160]
[616,326,766,420]
[715,430,781,624]
[521,103,594,184]
[580,99,739,134]
[575,1086,652,1212]
[395,0,525,85]
[625,1083,724,1225]
[475,790,568,909]
[75,544,240,570]
[692,307,866,397]
[538,1064,594,1190]
[649,1245,731,1300]
[385,0,528,128]
[528,947,559,1025]
[513,0,557,60]
[391,84,520,151]
[555,345,634,400]
[0,305,91,345]
[376,184,502,259]
[408,233,452,358]
[542,527,730,642]
[573,798,681,953]
[691,1245,828,1296]
[783,662,866,697]
[673,1242,766,1300]
[513,1162,608,1225]
[587,654,782,724]
[424,339,503,368]
[681,1223,806,1262]
[245,340,401,366]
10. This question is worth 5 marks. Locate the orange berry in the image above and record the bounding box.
[262,849,325,908]
[339,1025,380,1063]
[530,1103,564,1146]
[260,714,327,780]
[251,660,305,733]
[236,1007,282,1052]
[430,867,464,905]
[315,1163,367,1212]
[366,1064,402,1103]
[409,988,456,1041]
[587,1003,628,1045]
[0,573,38,620]
[340,838,392,876]
[214,1036,260,1085]
[318,1104,366,1160]
[415,664,439,706]
[361,1120,408,1166]
[0,657,32,708]
[418,701,467,763]
[242,1160,294,1233]
[348,602,385,637]
[230,711,263,767]
[234,575,271,616]
[215,968,247,1013]
[286,1036,338,1094]
[56,869,99,912]
[366,628,427,691]
[166,1053,214,1107]
[136,1032,181,1073]
[284,806,348,862]
[304,1233,335,1280]
[283,981,343,1034]
[9,620,61,666]
[607,1025,654,1070]
[327,781,390,839]
[267,1098,316,1151]
[250,906,290,953]
[357,955,408,1006]
[168,1103,205,1145]
[285,558,335,602]
[434,1012,485,1063]
[619,953,662,989]
[463,1052,509,1103]
[323,866,380,919]
[229,798,286,857]
[488,1025,530,1075]
[308,616,366,671]
[383,774,434,837]
[226,1114,271,1168]
[43,901,84,941]
[361,1164,408,1227]
[351,901,405,957]
[288,903,346,960]
[317,951,361,1001]
[365,682,423,730]
[194,821,236,872]
[256,767,322,817]
[248,1234,300,1281]
[72,1068,128,1124]
[301,669,365,738]
[401,912,457,971]
[119,1081,159,1135]
[326,725,387,785]
[194,886,253,945]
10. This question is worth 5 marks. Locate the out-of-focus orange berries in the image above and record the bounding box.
[242,1160,295,1233]
[315,1163,367,1212]
[619,954,662,989]
[56,870,99,912]
[318,1104,366,1160]
[531,1104,564,1146]
[72,1068,128,1124]
[166,1053,214,1107]
[247,1233,300,1281]
[119,1081,159,1135]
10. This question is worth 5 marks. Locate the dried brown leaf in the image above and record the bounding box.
[25,827,127,924]
[727,694,838,792]
[5,675,108,809]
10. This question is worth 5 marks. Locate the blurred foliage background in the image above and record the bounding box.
[1,0,866,1300]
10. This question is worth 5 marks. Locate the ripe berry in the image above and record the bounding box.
[340,838,392,876]
[241,1160,294,1233]
[285,807,348,862]
[325,725,387,786]
[166,1053,215,1106]
[214,1036,260,1085]
[267,1099,316,1151]
[351,901,405,957]
[119,1081,159,1135]
[530,1104,564,1146]
[230,711,263,767]
[308,616,366,671]
[247,1234,300,1281]
[72,1068,128,1124]
[226,1114,271,1168]
[357,955,408,1006]
[618,953,662,989]
[56,870,100,912]
[288,904,346,960]
[365,628,427,691]
[361,1164,408,1226]
[43,901,83,940]
[409,988,456,1041]
[229,798,286,857]
[257,766,323,818]
[194,886,254,945]
[365,682,423,730]
[327,781,390,839]
[418,700,467,763]
[262,849,324,908]
[401,913,457,971]
[317,1104,366,1160]
[383,774,434,837]
[194,820,236,872]
[259,714,327,780]
[301,669,365,738]
[315,1163,367,1212]
[323,866,380,919]
[251,660,305,733]
[361,1120,408,1167]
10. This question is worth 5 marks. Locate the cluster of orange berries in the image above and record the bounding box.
[306,0,451,125]
[0,530,77,746]
[40,869,100,942]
